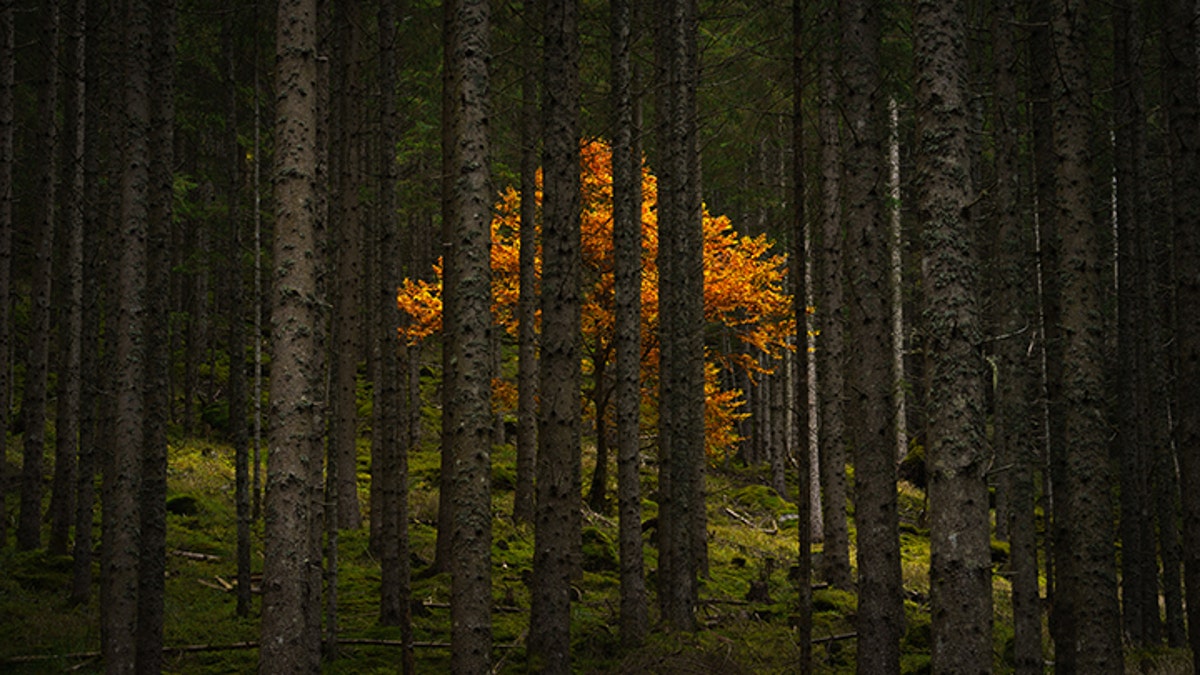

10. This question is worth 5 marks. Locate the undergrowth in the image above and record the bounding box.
[3,436,1188,673]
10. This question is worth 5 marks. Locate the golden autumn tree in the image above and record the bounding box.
[398,139,793,458]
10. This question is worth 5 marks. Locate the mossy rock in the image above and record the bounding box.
[491,459,517,491]
[898,444,927,490]
[731,484,789,517]
[812,587,857,615]
[167,494,202,516]
[581,526,618,573]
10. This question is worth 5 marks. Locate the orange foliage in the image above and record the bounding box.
[398,139,793,459]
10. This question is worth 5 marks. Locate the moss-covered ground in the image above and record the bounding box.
[1,436,1192,673]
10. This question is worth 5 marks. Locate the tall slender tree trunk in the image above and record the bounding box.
[445,0,495,670]
[655,0,704,632]
[71,0,109,605]
[1162,0,1200,663]
[991,1,1041,669]
[329,0,364,531]
[260,0,323,669]
[1113,0,1160,648]
[840,0,903,670]
[136,2,175,671]
[815,0,850,590]
[434,0,460,575]
[376,9,414,673]
[48,0,87,558]
[0,0,12,552]
[17,0,59,552]
[513,0,540,527]
[612,0,647,647]
[1050,1,1122,670]
[104,0,151,667]
[915,1,992,671]
[1026,0,1065,661]
[530,0,582,668]
[792,2,812,671]
[223,4,252,619]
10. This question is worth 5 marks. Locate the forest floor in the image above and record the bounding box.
[0,436,1192,673]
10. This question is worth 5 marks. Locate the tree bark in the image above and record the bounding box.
[103,0,151,667]
[1050,1,1122,670]
[376,10,414,674]
[17,0,59,552]
[513,0,540,527]
[814,0,851,590]
[914,1,992,671]
[260,0,323,669]
[792,2,812,671]
[530,0,582,668]
[654,0,704,632]
[1113,0,1160,648]
[222,4,252,619]
[0,0,12,551]
[445,0,495,671]
[1162,0,1200,663]
[329,0,364,531]
[48,0,87,558]
[136,2,175,670]
[612,0,648,648]
[840,0,903,671]
[990,0,1041,669]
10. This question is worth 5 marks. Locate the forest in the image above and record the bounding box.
[2,0,1199,673]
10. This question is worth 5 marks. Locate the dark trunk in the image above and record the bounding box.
[260,0,322,669]
[815,0,851,590]
[103,0,151,667]
[530,0,582,668]
[612,0,648,647]
[1162,0,1200,663]
[48,0,86,558]
[915,0,992,670]
[446,0,495,670]
[513,0,540,527]
[17,0,58,552]
[1050,1,1122,670]
[840,0,903,670]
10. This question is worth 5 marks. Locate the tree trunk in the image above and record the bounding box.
[17,0,58,552]
[0,0,12,551]
[914,1,992,670]
[136,3,175,670]
[329,0,364,531]
[530,0,582,668]
[654,0,704,633]
[1113,0,1161,648]
[376,9,414,673]
[1050,1,1122,670]
[792,2,812,670]
[71,0,106,606]
[990,1,1041,669]
[260,0,323,669]
[815,0,851,590]
[103,0,151,667]
[840,0,904,670]
[612,0,647,647]
[222,4,252,619]
[445,0,495,671]
[513,0,540,527]
[434,0,459,575]
[1162,0,1200,663]
[48,0,86,558]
